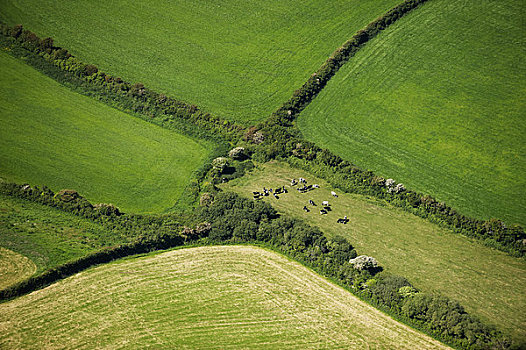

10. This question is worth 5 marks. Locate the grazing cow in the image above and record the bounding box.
[273,193,279,199]
[303,206,309,212]
[320,209,328,215]
[305,185,312,190]
[291,179,297,186]
[309,199,315,206]
[299,177,307,184]
[283,186,288,193]
[331,191,338,197]
[322,200,329,206]
[312,184,320,188]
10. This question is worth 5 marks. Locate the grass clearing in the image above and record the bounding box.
[0,51,211,213]
[0,0,401,124]
[0,193,125,280]
[298,0,526,226]
[0,245,450,349]
[223,161,526,341]
[0,246,36,290]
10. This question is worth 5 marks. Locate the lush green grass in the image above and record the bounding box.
[223,162,526,341]
[0,246,36,290]
[298,0,526,226]
[0,0,401,124]
[0,51,211,213]
[0,193,124,280]
[0,245,450,349]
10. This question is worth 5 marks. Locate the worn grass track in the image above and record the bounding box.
[0,51,211,213]
[0,0,401,124]
[0,246,450,349]
[298,0,526,226]
[223,161,526,341]
[0,246,36,290]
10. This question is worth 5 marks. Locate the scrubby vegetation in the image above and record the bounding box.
[0,184,513,348]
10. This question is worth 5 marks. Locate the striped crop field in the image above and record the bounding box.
[0,0,401,124]
[0,246,36,290]
[0,51,211,213]
[0,245,451,349]
[298,0,526,226]
[223,161,526,341]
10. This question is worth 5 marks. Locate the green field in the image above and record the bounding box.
[223,162,526,341]
[0,0,401,124]
[298,0,526,226]
[0,245,450,349]
[0,193,124,283]
[0,51,210,213]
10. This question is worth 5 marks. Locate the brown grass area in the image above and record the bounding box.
[0,246,450,349]
[0,246,36,290]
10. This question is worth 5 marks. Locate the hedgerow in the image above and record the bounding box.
[0,184,513,348]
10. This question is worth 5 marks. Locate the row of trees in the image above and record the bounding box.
[0,180,512,348]
[0,22,241,144]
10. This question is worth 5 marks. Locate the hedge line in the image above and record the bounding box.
[0,23,243,144]
[196,192,512,349]
[0,186,513,348]
[249,0,525,257]
[0,233,185,301]
[268,0,429,126]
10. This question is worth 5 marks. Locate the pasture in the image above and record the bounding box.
[223,161,526,341]
[0,193,124,283]
[0,245,450,349]
[298,0,526,226]
[0,51,210,213]
[0,0,401,124]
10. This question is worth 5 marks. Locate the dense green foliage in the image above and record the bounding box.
[298,0,526,225]
[0,184,512,348]
[0,0,400,124]
[0,50,211,213]
[196,192,511,349]
[223,161,526,341]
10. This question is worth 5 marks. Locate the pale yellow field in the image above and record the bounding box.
[0,246,450,349]
[0,246,36,290]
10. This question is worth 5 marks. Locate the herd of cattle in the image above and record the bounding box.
[252,177,349,224]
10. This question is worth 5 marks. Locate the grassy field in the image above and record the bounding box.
[0,246,36,290]
[0,51,211,213]
[0,193,125,282]
[298,0,526,226]
[223,162,526,341]
[0,245,450,349]
[0,0,401,124]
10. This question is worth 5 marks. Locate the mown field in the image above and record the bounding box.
[0,0,401,124]
[223,162,526,341]
[0,245,450,349]
[0,193,123,285]
[0,246,35,290]
[298,0,526,226]
[0,51,211,213]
